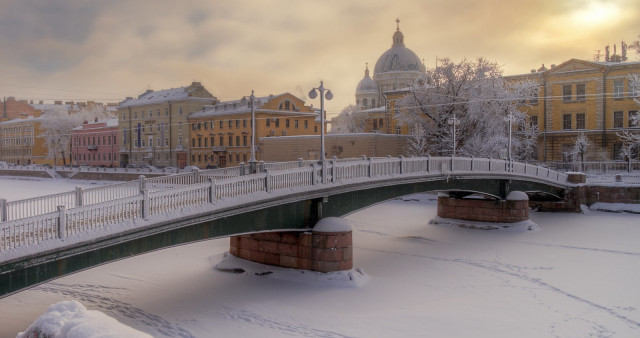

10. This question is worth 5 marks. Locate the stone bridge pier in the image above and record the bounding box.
[230,217,353,272]
[437,191,530,223]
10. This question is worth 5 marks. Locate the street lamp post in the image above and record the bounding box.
[308,81,333,183]
[249,90,257,173]
[447,113,460,157]
[504,110,515,171]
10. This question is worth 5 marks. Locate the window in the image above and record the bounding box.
[576,84,586,101]
[314,126,318,133]
[614,111,623,128]
[379,118,384,128]
[220,120,224,129]
[562,114,571,130]
[204,138,208,147]
[228,135,233,146]
[304,120,308,129]
[236,136,240,147]
[236,120,240,128]
[243,119,247,128]
[275,118,280,128]
[530,91,539,105]
[613,143,623,160]
[363,98,368,108]
[614,80,623,99]
[576,113,585,130]
[373,119,378,130]
[530,116,538,127]
[285,119,290,128]
[178,107,183,115]
[210,136,214,146]
[243,135,247,146]
[631,81,639,97]
[198,138,202,147]
[192,138,196,147]
[165,108,169,116]
[219,136,224,146]
[228,120,232,128]
[266,119,271,127]
[630,111,639,127]
[563,85,572,102]
[294,120,299,128]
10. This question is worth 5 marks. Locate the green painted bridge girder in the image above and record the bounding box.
[0,174,566,297]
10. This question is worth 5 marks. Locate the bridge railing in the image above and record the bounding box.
[1,156,570,253]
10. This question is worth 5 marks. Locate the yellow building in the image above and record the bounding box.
[187,93,322,168]
[0,116,51,165]
[506,59,640,162]
[117,82,217,168]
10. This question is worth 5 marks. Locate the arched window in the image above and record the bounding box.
[363,98,368,108]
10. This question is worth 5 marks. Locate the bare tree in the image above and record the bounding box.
[396,57,538,159]
[330,105,368,134]
[571,133,591,171]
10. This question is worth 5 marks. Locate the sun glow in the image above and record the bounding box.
[570,1,620,25]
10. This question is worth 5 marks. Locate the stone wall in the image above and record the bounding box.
[230,229,353,273]
[437,195,530,223]
[531,185,640,212]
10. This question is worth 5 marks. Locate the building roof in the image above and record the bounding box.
[118,82,215,108]
[189,93,317,119]
[0,115,45,126]
[373,21,425,76]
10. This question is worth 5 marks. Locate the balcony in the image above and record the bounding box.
[211,146,227,152]
[87,145,97,150]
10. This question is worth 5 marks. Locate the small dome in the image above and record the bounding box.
[356,64,378,94]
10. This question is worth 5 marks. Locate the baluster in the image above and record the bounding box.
[57,205,66,239]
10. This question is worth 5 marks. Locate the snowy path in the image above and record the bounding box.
[1,192,639,337]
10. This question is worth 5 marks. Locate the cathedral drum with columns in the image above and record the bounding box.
[355,19,426,110]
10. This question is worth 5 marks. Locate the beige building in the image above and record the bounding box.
[506,59,640,161]
[0,116,51,165]
[117,82,217,168]
[259,133,409,162]
[188,93,322,168]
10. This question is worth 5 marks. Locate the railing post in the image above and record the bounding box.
[57,205,66,239]
[298,158,304,168]
[259,160,265,173]
[193,168,200,183]
[450,156,454,172]
[399,155,404,174]
[368,157,373,178]
[239,163,246,176]
[331,156,337,183]
[488,157,492,171]
[312,163,317,185]
[629,157,632,173]
[75,187,83,207]
[321,160,327,184]
[138,175,146,194]
[142,189,150,219]
[426,155,430,173]
[470,156,474,172]
[0,199,6,222]
[265,169,271,192]
[209,177,216,203]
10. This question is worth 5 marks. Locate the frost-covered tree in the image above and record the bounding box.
[330,105,367,134]
[571,133,591,170]
[616,73,640,160]
[406,123,429,156]
[39,103,113,165]
[396,57,539,159]
[39,106,78,166]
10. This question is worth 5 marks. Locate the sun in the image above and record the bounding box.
[570,1,620,25]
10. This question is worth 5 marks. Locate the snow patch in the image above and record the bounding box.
[429,216,538,231]
[17,300,151,338]
[216,253,368,288]
[589,202,640,214]
[506,191,529,201]
[313,217,352,232]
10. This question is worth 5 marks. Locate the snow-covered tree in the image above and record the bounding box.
[396,57,539,159]
[571,133,591,170]
[330,105,368,134]
[406,123,429,157]
[616,73,640,160]
[39,106,78,166]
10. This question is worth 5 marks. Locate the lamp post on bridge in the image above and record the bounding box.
[504,110,515,171]
[249,90,257,173]
[308,81,333,183]
[447,113,460,157]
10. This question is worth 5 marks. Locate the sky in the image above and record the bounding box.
[1,0,639,118]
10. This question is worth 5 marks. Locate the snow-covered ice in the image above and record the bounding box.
[0,178,639,337]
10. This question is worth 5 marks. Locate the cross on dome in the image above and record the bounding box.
[396,18,400,31]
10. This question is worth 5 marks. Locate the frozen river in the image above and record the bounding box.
[1,177,639,337]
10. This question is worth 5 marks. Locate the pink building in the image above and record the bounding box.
[71,119,119,167]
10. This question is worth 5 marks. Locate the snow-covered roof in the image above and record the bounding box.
[0,115,45,125]
[72,118,119,130]
[119,85,215,108]
[189,93,316,119]
[31,103,74,111]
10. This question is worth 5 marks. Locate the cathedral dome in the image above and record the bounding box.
[373,21,425,76]
[356,65,378,95]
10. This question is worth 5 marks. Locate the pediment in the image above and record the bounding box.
[546,59,603,74]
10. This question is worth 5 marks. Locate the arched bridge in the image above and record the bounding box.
[0,156,569,297]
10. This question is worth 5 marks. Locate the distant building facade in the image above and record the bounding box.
[1,97,42,122]
[71,119,119,167]
[0,116,50,165]
[117,82,217,168]
[187,93,321,168]
[506,59,640,161]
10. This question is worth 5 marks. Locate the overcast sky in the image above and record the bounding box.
[1,0,639,117]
